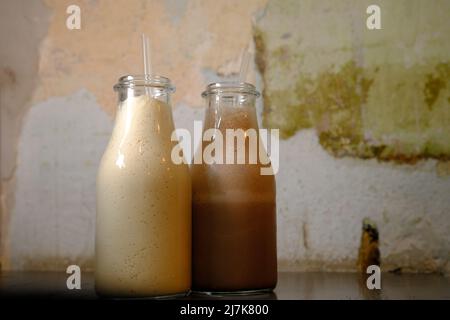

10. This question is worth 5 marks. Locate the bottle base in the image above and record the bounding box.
[96,291,189,300]
[191,288,273,297]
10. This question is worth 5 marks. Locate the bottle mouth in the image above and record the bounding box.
[201,82,260,98]
[114,75,175,92]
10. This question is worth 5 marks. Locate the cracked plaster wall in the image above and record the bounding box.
[0,0,449,273]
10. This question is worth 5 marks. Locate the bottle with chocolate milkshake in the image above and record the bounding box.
[191,82,277,293]
[95,75,191,297]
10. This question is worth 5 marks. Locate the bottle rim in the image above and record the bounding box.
[202,82,260,98]
[113,75,175,92]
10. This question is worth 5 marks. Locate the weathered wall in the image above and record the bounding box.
[1,0,449,273]
[0,0,51,270]
[1,0,267,270]
[254,0,450,273]
[255,0,450,162]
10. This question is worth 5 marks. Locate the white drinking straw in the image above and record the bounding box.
[142,33,152,77]
[238,49,251,84]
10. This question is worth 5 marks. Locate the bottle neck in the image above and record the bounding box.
[116,87,172,106]
[203,94,258,131]
[114,75,175,106]
[112,82,175,142]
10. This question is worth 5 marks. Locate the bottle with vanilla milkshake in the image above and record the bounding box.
[95,75,191,297]
[191,82,277,293]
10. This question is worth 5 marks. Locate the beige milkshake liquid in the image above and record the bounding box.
[96,93,191,297]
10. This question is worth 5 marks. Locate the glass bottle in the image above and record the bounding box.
[96,75,191,297]
[191,82,277,293]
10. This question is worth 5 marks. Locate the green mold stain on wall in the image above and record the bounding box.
[313,62,374,159]
[254,0,450,163]
[424,63,450,109]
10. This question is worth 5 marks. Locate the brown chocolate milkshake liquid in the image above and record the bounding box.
[191,82,277,293]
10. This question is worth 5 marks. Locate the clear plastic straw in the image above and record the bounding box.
[233,48,252,106]
[238,49,251,84]
[141,33,152,96]
[142,33,152,77]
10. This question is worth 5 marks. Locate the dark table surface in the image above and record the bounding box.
[0,271,449,300]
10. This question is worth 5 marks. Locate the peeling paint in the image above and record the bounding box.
[36,0,267,114]
[357,218,380,273]
[424,63,450,109]
[254,0,450,164]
